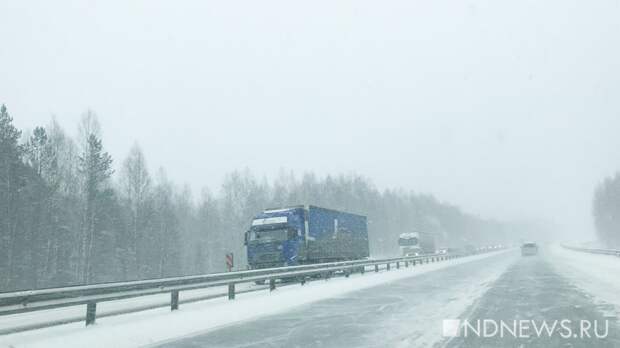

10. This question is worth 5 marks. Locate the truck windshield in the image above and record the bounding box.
[251,228,289,242]
[398,238,418,246]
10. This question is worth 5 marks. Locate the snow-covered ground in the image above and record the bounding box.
[547,244,620,319]
[0,250,511,348]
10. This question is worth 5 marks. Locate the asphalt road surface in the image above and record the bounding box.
[154,250,620,348]
[445,251,620,348]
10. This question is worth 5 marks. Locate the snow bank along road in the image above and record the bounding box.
[1,250,509,348]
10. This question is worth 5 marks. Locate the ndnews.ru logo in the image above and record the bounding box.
[443,319,609,339]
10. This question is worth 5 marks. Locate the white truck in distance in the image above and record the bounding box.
[398,232,436,256]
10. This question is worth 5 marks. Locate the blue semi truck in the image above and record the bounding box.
[244,205,370,270]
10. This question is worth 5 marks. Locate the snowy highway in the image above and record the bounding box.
[444,247,620,347]
[5,1,620,347]
[154,249,516,348]
[151,247,620,347]
[2,247,620,348]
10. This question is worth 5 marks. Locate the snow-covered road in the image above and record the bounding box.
[152,246,620,347]
[0,250,512,348]
[3,246,620,348]
[153,250,516,348]
[444,247,620,347]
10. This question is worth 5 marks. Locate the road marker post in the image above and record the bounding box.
[171,290,179,310]
[226,253,235,300]
[85,302,96,326]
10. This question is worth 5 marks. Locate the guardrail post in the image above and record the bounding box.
[171,290,179,310]
[387,262,391,271]
[405,260,409,267]
[375,264,379,272]
[361,266,365,275]
[396,261,400,269]
[85,302,97,326]
[412,259,416,266]
[269,279,276,291]
[228,283,235,300]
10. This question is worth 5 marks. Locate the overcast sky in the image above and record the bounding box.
[2,0,619,238]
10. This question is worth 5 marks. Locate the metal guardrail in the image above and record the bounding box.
[0,250,494,328]
[0,284,269,335]
[561,244,620,257]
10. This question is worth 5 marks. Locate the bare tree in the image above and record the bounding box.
[119,143,151,278]
[78,119,114,283]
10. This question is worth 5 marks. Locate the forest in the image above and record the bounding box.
[593,173,620,248]
[1,105,516,292]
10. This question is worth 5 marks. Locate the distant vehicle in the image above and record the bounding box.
[245,205,370,272]
[398,231,435,256]
[441,247,463,255]
[521,242,538,256]
[464,244,477,255]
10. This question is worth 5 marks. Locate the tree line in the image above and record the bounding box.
[593,173,620,248]
[1,105,514,292]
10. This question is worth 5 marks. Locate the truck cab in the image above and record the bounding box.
[398,231,435,256]
[245,207,305,269]
[398,234,422,256]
